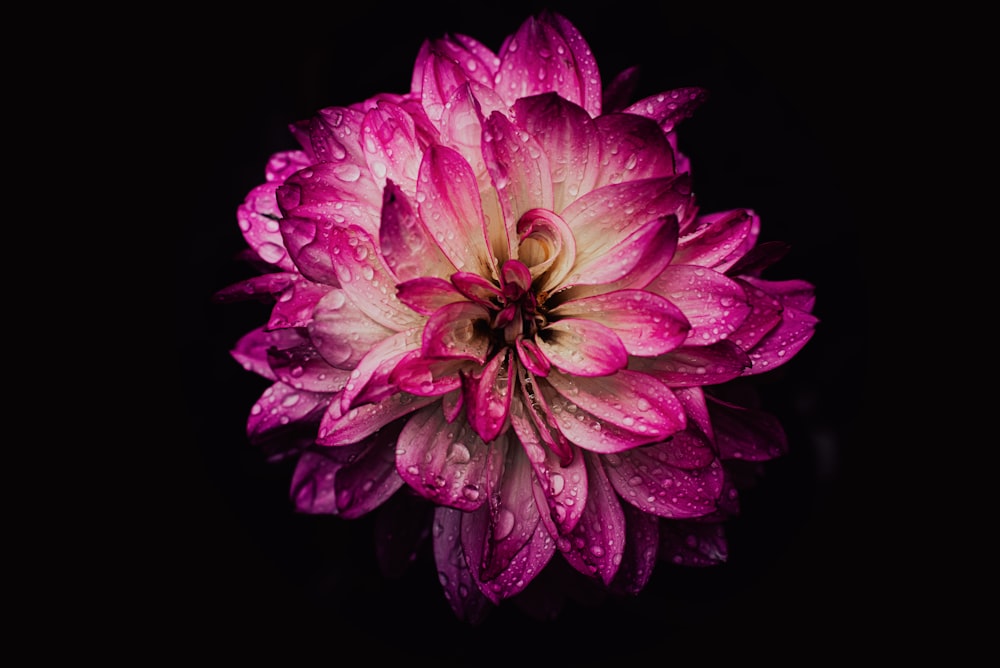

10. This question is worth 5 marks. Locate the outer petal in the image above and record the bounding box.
[278,160,381,248]
[674,208,755,269]
[231,326,307,381]
[338,328,422,412]
[432,506,494,624]
[624,87,708,133]
[267,275,328,330]
[307,287,395,370]
[548,289,690,357]
[247,381,329,447]
[738,277,818,374]
[658,519,728,566]
[213,272,297,304]
[266,343,352,394]
[708,395,789,462]
[542,370,686,452]
[592,112,677,187]
[609,503,660,594]
[537,318,627,377]
[630,340,752,386]
[560,451,626,585]
[545,12,604,117]
[603,444,724,519]
[237,181,297,271]
[379,182,455,282]
[396,406,499,511]
[646,265,751,347]
[317,392,435,446]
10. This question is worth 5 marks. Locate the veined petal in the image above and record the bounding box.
[395,276,465,315]
[592,112,677,187]
[379,182,455,283]
[609,503,659,595]
[237,181,297,271]
[328,225,423,332]
[308,288,396,370]
[419,43,479,123]
[561,452,626,585]
[543,370,686,451]
[396,406,499,511]
[744,276,817,313]
[267,344,352,394]
[417,145,495,278]
[728,279,785,351]
[362,102,422,195]
[431,506,494,624]
[512,93,600,214]
[537,318,627,377]
[603,65,641,114]
[604,446,724,519]
[631,340,752,386]
[318,392,435,446]
[646,265,751,346]
[674,208,756,269]
[624,87,708,133]
[708,395,788,462]
[464,348,514,442]
[549,289,690,357]
[658,519,729,566]
[422,301,491,363]
[744,305,818,375]
[483,110,551,261]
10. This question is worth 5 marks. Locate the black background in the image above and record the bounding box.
[175,1,909,660]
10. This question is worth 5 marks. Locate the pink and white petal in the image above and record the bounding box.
[631,340,752,386]
[561,451,626,585]
[658,519,728,566]
[277,213,341,286]
[421,301,491,363]
[213,272,297,304]
[396,406,498,511]
[548,289,690,357]
[338,328,422,412]
[361,102,422,194]
[395,276,464,315]
[510,395,588,537]
[237,181,297,272]
[419,46,475,123]
[450,271,504,307]
[592,112,677,187]
[604,447,724,519]
[514,209,576,295]
[624,87,708,133]
[437,84,499,182]
[266,343,352,394]
[379,182,455,283]
[674,208,756,269]
[328,225,423,332]
[646,265,751,346]
[307,288,396,370]
[231,326,308,381]
[542,370,686,451]
[482,111,551,260]
[728,280,785,351]
[317,391,435,446]
[464,348,514,443]
[511,93,600,214]
[417,145,495,278]
[391,351,466,397]
[431,506,494,624]
[609,501,659,594]
[277,159,382,241]
[264,149,313,183]
[537,318,627,377]
[546,12,604,117]
[308,106,367,166]
[267,275,329,330]
[247,381,330,446]
[708,395,788,462]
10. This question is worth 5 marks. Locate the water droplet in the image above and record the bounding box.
[494,508,515,540]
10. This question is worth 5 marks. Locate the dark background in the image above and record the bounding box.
[174,1,907,659]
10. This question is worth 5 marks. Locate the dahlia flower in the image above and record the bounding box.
[217,11,817,621]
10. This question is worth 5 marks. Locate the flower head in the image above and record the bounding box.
[218,11,817,622]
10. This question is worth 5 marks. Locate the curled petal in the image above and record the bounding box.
[432,506,494,624]
[537,318,627,377]
[380,181,456,283]
[515,336,551,377]
[396,406,499,511]
[391,351,466,397]
[604,446,724,519]
[549,289,690,357]
[561,452,626,585]
[646,265,751,346]
[308,288,395,370]
[422,301,491,363]
[515,208,576,294]
[632,340,752,386]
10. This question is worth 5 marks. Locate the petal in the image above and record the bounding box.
[338,328,421,412]
[544,11,604,117]
[658,519,728,566]
[267,275,329,330]
[511,93,600,214]
[543,370,687,451]
[266,343,352,394]
[708,395,789,462]
[537,318,627,377]
[213,272,296,305]
[604,446,724,519]
[308,106,368,167]
[247,381,329,446]
[278,160,382,241]
[746,276,816,313]
[421,301,491,363]
[609,503,660,594]
[380,182,456,283]
[264,149,313,183]
[674,208,755,269]
[395,276,464,315]
[603,65,641,114]
[744,304,818,374]
[328,225,423,332]
[463,348,514,442]
[624,87,708,133]
[318,392,435,446]
[646,265,752,346]
[560,451,626,585]
[417,145,495,278]
[631,340,752,386]
[361,102,422,195]
[307,287,396,370]
[418,44,478,123]
[592,112,677,187]
[230,325,307,381]
[391,351,466,396]
[431,506,494,624]
[237,181,297,271]
[515,208,577,294]
[728,279,785,351]
[548,289,690,357]
[396,406,499,511]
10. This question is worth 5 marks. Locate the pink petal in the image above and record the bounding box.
[545,12,604,117]
[482,110,552,258]
[632,340,752,386]
[231,326,307,381]
[592,112,677,187]
[338,328,421,412]
[743,276,816,313]
[247,382,330,446]
[421,301,491,363]
[561,452,626,585]
[237,181,296,271]
[514,366,574,464]
[511,93,600,214]
[708,395,789,462]
[548,289,690,357]
[464,348,514,442]
[744,304,818,374]
[417,145,494,278]
[418,43,479,123]
[395,276,464,315]
[266,343,352,394]
[646,265,751,346]
[537,318,627,377]
[318,392,435,446]
[264,149,312,184]
[727,279,785,351]
[624,87,708,133]
[380,182,456,284]
[609,503,660,594]
[674,208,756,269]
[328,225,423,332]
[391,351,467,397]
[658,519,728,566]
[277,158,382,241]
[602,65,641,114]
[213,272,296,304]
[604,446,724,519]
[396,406,500,511]
[431,506,494,624]
[542,370,687,451]
[361,102,422,194]
[450,271,504,307]
[307,288,396,370]
[267,275,329,330]
[307,106,367,167]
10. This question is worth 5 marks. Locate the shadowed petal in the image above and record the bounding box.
[609,503,660,594]
[267,344,351,394]
[237,181,297,271]
[646,265,751,346]
[624,87,708,133]
[266,275,328,330]
[213,272,297,305]
[708,395,789,462]
[537,318,627,377]
[231,326,307,381]
[391,350,467,396]
[278,160,382,242]
[604,444,724,519]
[631,340,752,386]
[561,451,626,585]
[674,208,755,269]
[658,519,728,566]
[464,348,514,442]
[308,288,395,370]
[248,382,330,447]
[593,112,677,186]
[422,301,491,362]
[432,506,494,624]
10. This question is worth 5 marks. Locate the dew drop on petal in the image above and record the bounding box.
[494,508,515,541]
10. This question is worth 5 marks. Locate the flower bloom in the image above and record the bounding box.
[218,11,817,621]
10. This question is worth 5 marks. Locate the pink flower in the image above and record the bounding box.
[217,11,817,622]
